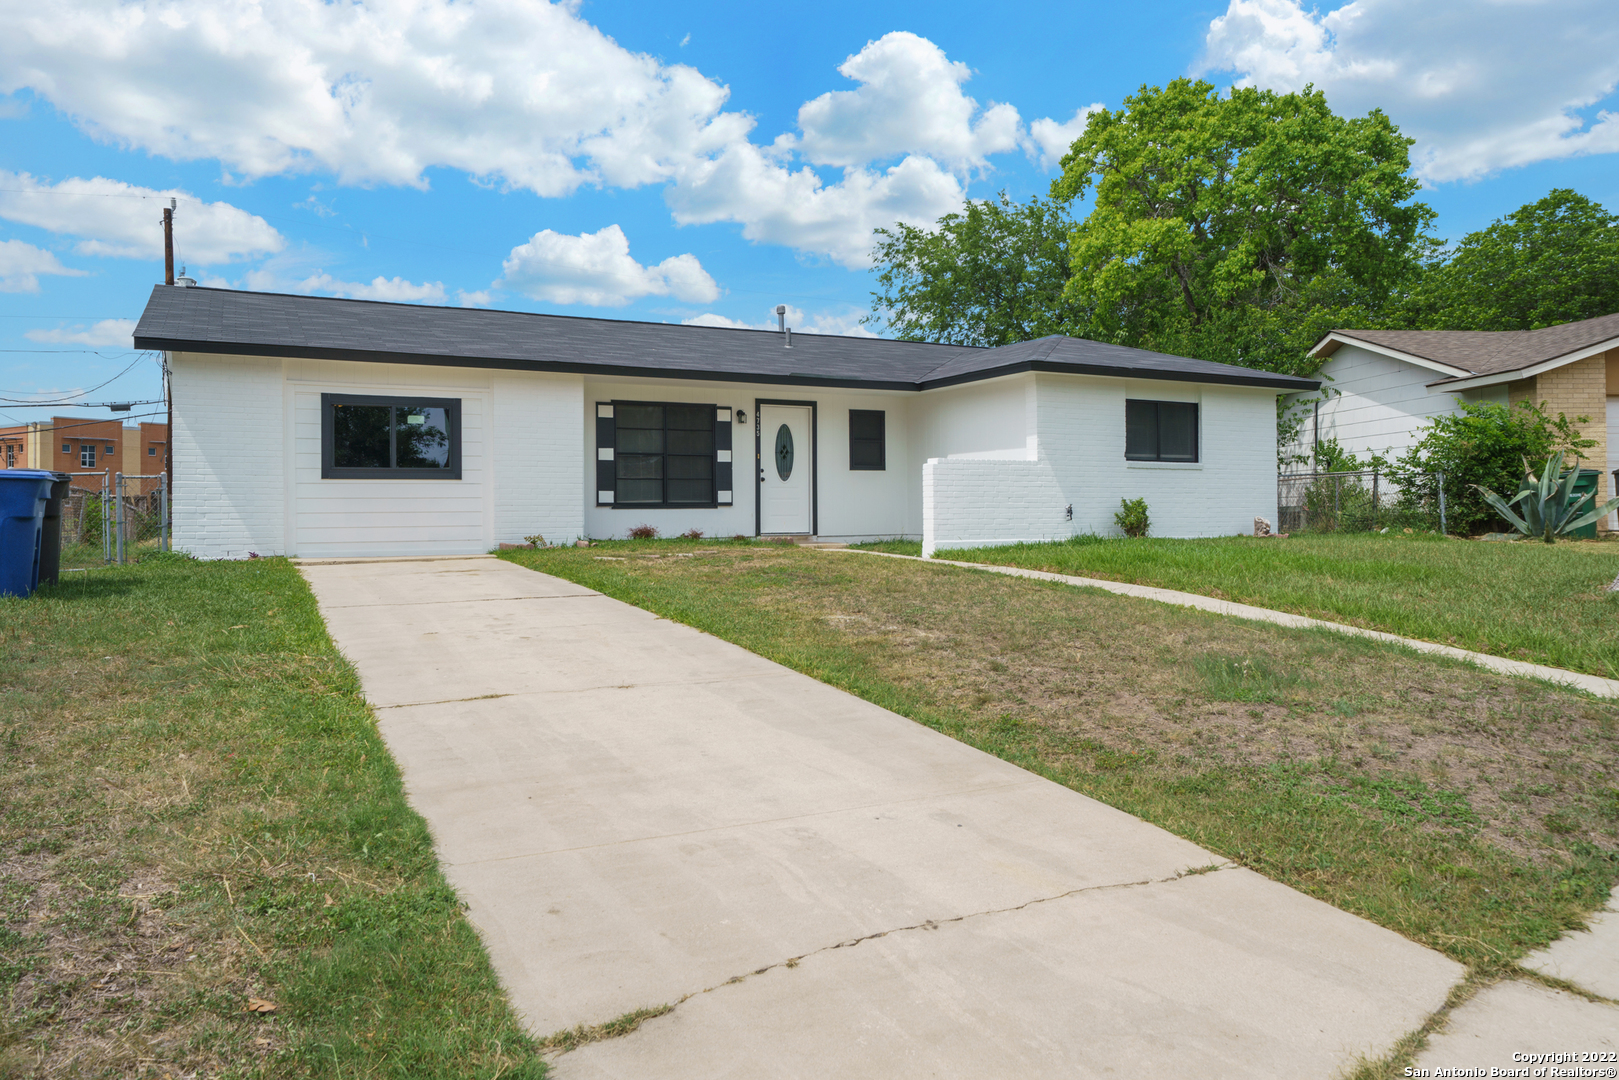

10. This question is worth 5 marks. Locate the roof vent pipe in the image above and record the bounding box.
[175,265,196,288]
[775,304,786,333]
[784,327,792,349]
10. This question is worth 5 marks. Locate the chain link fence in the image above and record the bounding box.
[1277,469,1447,535]
[55,471,170,569]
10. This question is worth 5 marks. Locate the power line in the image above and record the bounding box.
[0,353,156,401]
[0,399,163,409]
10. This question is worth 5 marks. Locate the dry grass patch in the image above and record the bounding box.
[506,541,1619,968]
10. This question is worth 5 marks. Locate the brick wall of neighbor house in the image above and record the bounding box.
[1534,352,1611,529]
[0,424,30,469]
[171,352,287,558]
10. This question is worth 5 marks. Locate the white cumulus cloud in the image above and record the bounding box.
[1198,0,1619,182]
[0,2,1049,267]
[25,318,136,347]
[241,268,446,303]
[788,32,1022,172]
[0,239,84,292]
[1027,105,1104,171]
[498,225,717,307]
[0,0,743,197]
[0,172,283,264]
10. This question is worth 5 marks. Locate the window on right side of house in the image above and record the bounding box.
[80,445,96,468]
[1125,399,1198,462]
[849,409,885,470]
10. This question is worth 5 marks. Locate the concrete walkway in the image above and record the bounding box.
[845,550,1619,698]
[298,555,1464,1077]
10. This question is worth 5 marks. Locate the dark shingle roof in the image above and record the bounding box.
[133,286,1318,392]
[1316,311,1619,380]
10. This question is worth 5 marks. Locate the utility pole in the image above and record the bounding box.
[163,202,174,285]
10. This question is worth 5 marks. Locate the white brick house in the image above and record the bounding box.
[133,286,1315,559]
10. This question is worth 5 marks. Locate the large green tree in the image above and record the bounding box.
[866,193,1081,347]
[1400,188,1619,331]
[1051,78,1434,377]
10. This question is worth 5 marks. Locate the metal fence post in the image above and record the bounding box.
[101,472,110,564]
[1372,470,1380,530]
[114,473,124,565]
[160,473,168,552]
[1437,471,1447,535]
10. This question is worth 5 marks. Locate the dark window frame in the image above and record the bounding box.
[848,409,886,471]
[1125,399,1200,463]
[609,400,720,509]
[320,393,463,480]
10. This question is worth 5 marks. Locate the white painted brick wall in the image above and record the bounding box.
[922,458,1066,557]
[922,373,1281,554]
[171,351,287,559]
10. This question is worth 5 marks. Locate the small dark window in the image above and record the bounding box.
[321,394,461,479]
[1125,400,1198,462]
[613,402,715,506]
[61,442,70,453]
[849,410,885,470]
[148,446,156,456]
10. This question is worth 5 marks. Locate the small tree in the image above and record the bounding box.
[1386,401,1593,535]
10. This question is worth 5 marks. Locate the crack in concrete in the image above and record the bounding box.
[544,861,1235,1055]
[369,668,802,713]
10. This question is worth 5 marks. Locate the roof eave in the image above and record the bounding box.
[138,338,924,392]
[920,359,1318,392]
[1425,334,1619,391]
[1310,332,1475,377]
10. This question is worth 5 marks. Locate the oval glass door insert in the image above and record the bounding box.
[774,424,794,481]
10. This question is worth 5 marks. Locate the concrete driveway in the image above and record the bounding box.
[299,554,1461,1077]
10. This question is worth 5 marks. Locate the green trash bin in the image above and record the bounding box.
[1568,468,1602,539]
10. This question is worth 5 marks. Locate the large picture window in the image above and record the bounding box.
[610,402,717,506]
[849,409,885,470]
[321,394,462,479]
[1125,399,1198,462]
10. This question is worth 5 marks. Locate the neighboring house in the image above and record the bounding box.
[131,285,1316,560]
[1304,311,1619,527]
[0,418,169,494]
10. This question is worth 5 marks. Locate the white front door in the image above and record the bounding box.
[759,404,813,534]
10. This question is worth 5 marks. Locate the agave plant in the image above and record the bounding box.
[1472,452,1619,543]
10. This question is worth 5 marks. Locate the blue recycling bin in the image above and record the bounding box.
[0,469,58,598]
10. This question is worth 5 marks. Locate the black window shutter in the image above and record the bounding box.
[596,403,616,505]
[715,407,734,504]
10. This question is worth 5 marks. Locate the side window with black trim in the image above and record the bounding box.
[849,409,885,470]
[1125,399,1198,462]
[321,394,462,479]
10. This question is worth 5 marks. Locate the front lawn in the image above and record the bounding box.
[908,533,1619,678]
[503,541,1619,981]
[0,556,545,1079]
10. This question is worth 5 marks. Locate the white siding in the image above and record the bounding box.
[171,351,286,559]
[1310,344,1466,460]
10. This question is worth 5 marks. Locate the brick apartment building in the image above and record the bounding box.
[0,417,168,493]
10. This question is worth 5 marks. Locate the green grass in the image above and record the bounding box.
[925,532,1619,678]
[502,541,1619,973]
[0,555,545,1079]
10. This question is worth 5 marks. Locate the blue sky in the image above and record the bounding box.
[2,0,1617,431]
